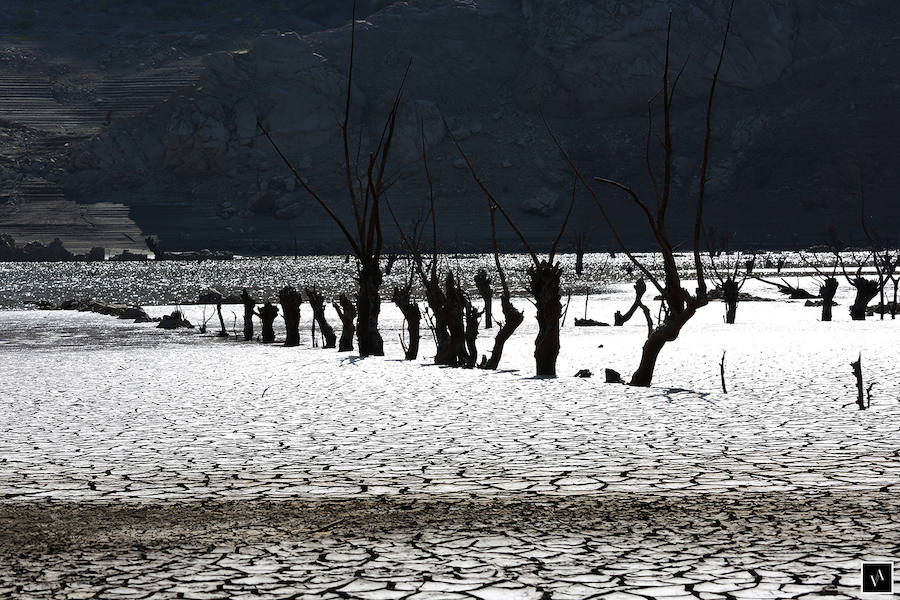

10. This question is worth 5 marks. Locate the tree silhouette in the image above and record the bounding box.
[257,0,410,357]
[547,1,735,386]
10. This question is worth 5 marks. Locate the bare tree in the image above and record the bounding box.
[799,252,839,321]
[385,124,458,365]
[257,0,410,357]
[450,125,577,377]
[477,200,524,370]
[546,2,735,386]
[855,170,898,319]
[706,243,755,324]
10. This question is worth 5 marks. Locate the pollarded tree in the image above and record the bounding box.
[706,243,755,324]
[385,123,461,366]
[548,1,735,386]
[477,201,525,370]
[257,0,410,357]
[450,123,577,377]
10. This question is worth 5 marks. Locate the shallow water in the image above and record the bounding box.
[0,250,861,308]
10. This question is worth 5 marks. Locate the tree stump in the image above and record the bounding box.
[241,288,256,341]
[820,277,838,321]
[333,293,356,352]
[279,286,302,347]
[305,287,336,348]
[849,276,880,320]
[474,268,493,329]
[528,259,563,377]
[255,302,279,343]
[574,231,587,276]
[722,277,739,324]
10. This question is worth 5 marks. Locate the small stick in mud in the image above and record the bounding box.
[719,350,727,394]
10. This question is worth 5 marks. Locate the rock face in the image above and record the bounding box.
[8,0,900,251]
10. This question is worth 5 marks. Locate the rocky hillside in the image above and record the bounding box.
[4,0,900,253]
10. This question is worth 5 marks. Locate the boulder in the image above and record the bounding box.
[157,310,194,329]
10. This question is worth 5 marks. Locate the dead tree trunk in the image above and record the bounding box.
[574,230,587,276]
[256,3,408,359]
[893,277,899,319]
[464,299,482,368]
[215,300,228,337]
[549,3,735,386]
[444,271,470,367]
[279,286,302,347]
[479,291,524,370]
[849,276,880,320]
[529,260,563,377]
[241,288,255,341]
[333,293,356,352]
[614,278,653,334]
[722,277,739,324]
[630,297,699,387]
[479,200,524,370]
[448,107,575,378]
[391,285,421,360]
[424,274,454,365]
[383,252,398,276]
[474,268,493,329]
[820,277,838,321]
[255,302,278,343]
[305,287,336,348]
[356,261,384,355]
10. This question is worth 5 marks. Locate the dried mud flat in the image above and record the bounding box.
[1,492,898,600]
[2,291,899,599]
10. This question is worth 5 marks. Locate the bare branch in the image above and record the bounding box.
[693,0,735,302]
[443,114,540,266]
[341,0,363,240]
[256,119,361,257]
[645,90,662,205]
[539,111,663,294]
[549,173,578,262]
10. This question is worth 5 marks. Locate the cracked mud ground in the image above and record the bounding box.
[1,303,899,598]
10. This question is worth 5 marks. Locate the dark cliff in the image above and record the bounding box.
[3,1,899,253]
